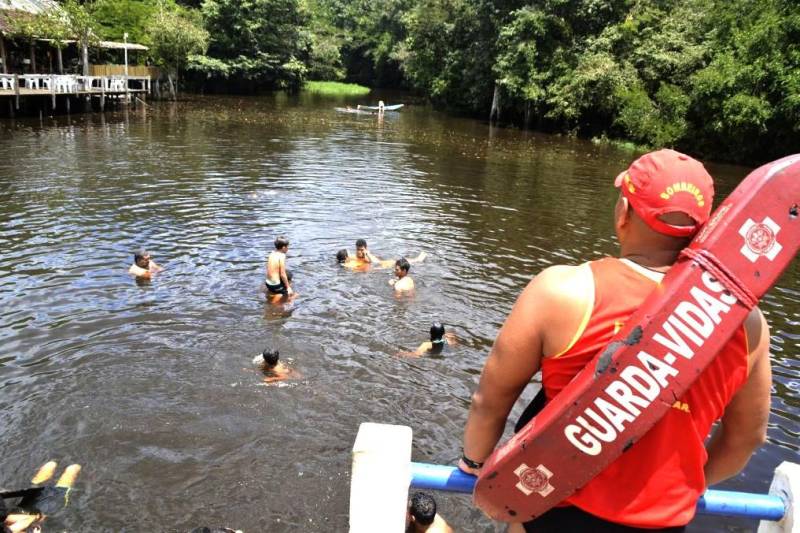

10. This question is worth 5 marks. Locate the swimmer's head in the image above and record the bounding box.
[430,322,445,343]
[133,249,150,267]
[395,258,410,277]
[261,349,280,367]
[355,239,368,258]
[336,249,349,263]
[409,492,436,526]
[274,236,289,251]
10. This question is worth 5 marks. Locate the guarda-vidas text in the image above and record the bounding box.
[565,271,737,455]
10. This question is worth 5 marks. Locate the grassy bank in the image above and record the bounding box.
[303,81,371,96]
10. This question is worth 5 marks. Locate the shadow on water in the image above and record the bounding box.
[0,94,796,532]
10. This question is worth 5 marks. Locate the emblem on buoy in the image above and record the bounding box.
[513,463,554,497]
[739,217,782,262]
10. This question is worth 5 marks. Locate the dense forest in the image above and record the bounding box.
[19,1,800,163]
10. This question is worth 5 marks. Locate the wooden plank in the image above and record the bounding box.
[0,35,7,75]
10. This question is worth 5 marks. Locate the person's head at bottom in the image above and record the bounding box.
[261,349,279,369]
[408,492,436,531]
[336,249,349,263]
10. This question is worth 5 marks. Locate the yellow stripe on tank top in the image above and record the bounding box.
[551,262,595,359]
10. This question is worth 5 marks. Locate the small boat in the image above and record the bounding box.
[357,104,404,112]
[334,107,374,115]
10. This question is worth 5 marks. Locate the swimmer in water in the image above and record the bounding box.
[265,237,294,299]
[389,258,414,292]
[252,349,299,383]
[337,242,427,270]
[128,249,163,278]
[399,322,458,357]
[406,492,452,533]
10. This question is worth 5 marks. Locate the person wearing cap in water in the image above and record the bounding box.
[252,349,300,384]
[459,149,771,532]
[399,323,458,357]
[128,249,163,278]
[406,492,452,533]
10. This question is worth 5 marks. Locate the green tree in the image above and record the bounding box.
[147,6,209,99]
[89,0,160,43]
[193,0,308,91]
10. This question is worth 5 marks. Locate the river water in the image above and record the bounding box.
[0,93,797,532]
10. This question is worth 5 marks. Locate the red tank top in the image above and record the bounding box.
[540,257,749,527]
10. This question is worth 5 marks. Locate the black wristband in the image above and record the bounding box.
[461,453,484,469]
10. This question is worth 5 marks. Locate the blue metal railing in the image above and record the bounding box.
[410,462,786,521]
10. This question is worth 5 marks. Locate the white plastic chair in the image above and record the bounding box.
[26,76,39,90]
[0,77,13,90]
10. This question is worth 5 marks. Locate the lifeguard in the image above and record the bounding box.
[459,149,772,531]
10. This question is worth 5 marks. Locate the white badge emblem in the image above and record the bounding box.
[513,463,554,497]
[739,217,782,262]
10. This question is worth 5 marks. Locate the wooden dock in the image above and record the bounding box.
[0,73,150,112]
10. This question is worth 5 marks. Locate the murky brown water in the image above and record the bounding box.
[0,93,797,532]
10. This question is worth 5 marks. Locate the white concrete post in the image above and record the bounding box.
[350,423,412,533]
[759,461,800,533]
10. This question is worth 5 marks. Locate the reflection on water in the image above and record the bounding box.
[0,94,797,532]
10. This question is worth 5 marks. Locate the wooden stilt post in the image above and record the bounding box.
[1,36,7,118]
[0,34,8,75]
[14,74,20,110]
[51,76,56,110]
[57,47,63,74]
[82,41,90,111]
[100,79,105,111]
[29,42,36,73]
[489,84,501,124]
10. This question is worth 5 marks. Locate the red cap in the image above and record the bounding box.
[614,149,714,237]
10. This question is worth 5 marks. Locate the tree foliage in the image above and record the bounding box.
[74,0,800,163]
[147,7,208,82]
[189,0,309,90]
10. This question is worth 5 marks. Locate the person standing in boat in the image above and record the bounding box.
[458,149,772,532]
[265,236,294,299]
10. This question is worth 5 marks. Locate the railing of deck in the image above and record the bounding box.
[0,74,151,93]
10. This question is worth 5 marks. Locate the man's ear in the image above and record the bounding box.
[615,195,631,229]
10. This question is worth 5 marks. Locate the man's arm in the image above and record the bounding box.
[279,256,292,293]
[703,307,771,486]
[149,261,163,273]
[461,265,586,472]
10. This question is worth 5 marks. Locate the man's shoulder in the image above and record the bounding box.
[518,263,593,317]
[128,264,147,276]
[533,263,592,295]
[396,277,414,290]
